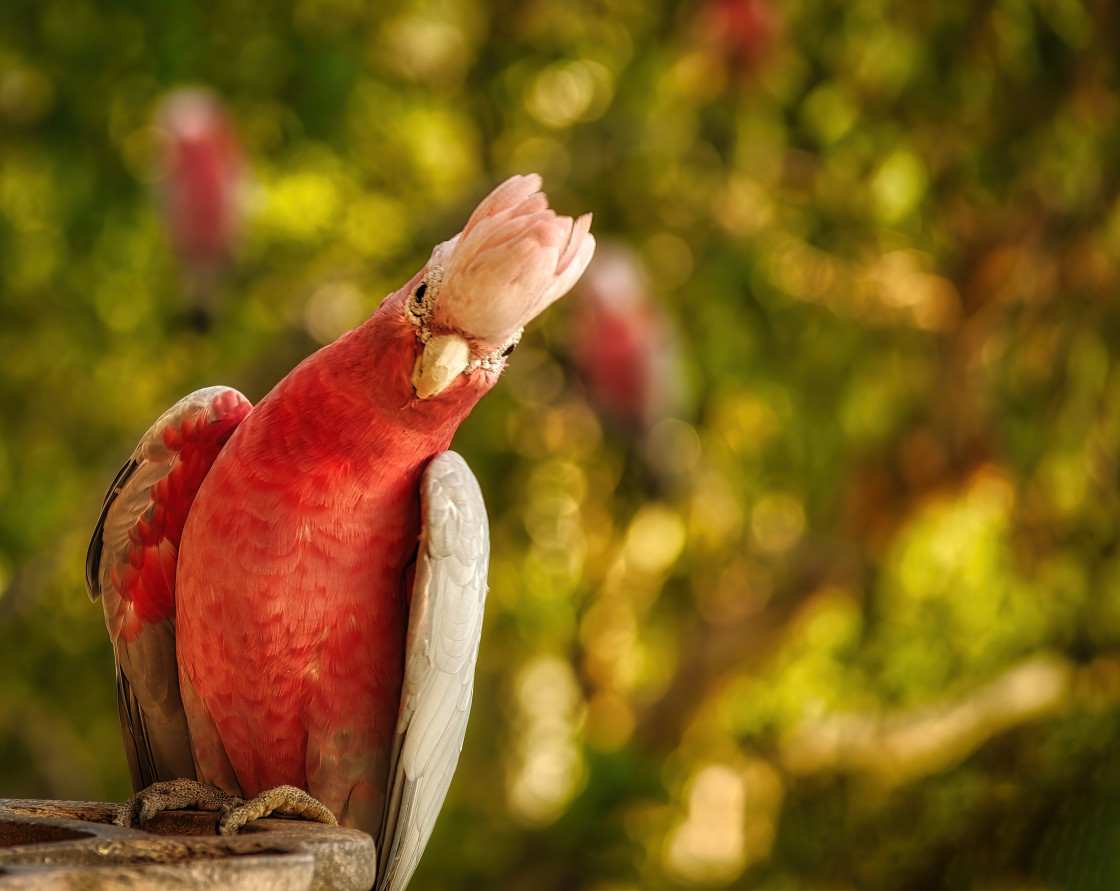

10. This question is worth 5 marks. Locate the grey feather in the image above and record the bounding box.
[376,451,490,891]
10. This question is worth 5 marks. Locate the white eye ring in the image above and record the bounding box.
[406,267,442,330]
[469,329,522,373]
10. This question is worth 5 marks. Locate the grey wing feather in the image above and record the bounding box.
[115,618,192,790]
[86,386,251,791]
[376,451,490,891]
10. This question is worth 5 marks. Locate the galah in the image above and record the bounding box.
[155,88,246,322]
[701,0,780,76]
[86,174,594,890]
[568,243,677,436]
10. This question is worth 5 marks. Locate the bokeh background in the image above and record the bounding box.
[2,1,1119,888]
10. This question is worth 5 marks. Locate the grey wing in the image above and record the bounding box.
[376,451,490,891]
[86,385,252,791]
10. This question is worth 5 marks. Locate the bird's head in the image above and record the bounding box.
[407,174,595,398]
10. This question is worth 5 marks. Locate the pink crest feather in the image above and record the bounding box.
[432,174,596,347]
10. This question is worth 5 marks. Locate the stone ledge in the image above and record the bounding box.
[0,799,376,890]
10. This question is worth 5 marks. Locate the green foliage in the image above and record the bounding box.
[2,0,1119,888]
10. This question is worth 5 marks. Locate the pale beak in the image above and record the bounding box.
[411,334,471,398]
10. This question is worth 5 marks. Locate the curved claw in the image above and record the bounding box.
[217,784,339,836]
[114,778,239,830]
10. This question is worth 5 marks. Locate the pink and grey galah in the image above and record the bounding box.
[86,174,594,890]
[155,88,247,323]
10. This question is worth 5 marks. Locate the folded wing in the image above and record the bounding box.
[376,451,490,891]
[86,386,252,791]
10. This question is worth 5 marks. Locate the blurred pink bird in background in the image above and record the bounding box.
[568,244,679,438]
[154,88,247,327]
[567,243,688,487]
[701,0,781,78]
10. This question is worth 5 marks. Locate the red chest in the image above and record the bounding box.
[172,418,419,798]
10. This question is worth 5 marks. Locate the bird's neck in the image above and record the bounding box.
[251,288,494,485]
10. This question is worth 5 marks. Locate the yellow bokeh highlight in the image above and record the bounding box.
[750,492,805,555]
[664,758,783,883]
[623,504,686,575]
[507,655,586,826]
[303,282,368,345]
[257,157,343,244]
[871,149,928,224]
[525,60,614,129]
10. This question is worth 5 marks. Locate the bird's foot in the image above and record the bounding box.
[114,778,237,830]
[217,784,338,836]
[115,780,338,836]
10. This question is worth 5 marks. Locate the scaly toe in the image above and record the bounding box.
[113,779,239,830]
[218,784,338,836]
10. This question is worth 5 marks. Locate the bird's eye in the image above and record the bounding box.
[406,268,442,329]
[500,341,517,358]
